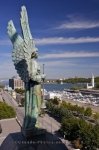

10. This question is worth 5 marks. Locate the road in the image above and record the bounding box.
[0,91,61,132]
[0,91,24,126]
[0,91,69,149]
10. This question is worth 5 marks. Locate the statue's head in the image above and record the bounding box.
[31,48,38,59]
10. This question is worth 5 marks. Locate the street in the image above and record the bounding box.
[0,91,61,133]
[0,91,70,149]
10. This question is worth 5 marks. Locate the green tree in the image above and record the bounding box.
[15,88,25,94]
[84,107,92,117]
[95,83,99,89]
[93,112,99,122]
[0,102,16,119]
[52,97,60,105]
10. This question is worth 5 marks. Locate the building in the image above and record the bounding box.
[59,78,63,84]
[9,76,24,90]
[45,92,62,100]
[87,74,95,89]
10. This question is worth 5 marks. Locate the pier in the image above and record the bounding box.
[80,89,99,96]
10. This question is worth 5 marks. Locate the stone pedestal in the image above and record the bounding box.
[21,127,46,139]
[0,131,67,150]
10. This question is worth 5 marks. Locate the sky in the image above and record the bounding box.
[0,0,99,79]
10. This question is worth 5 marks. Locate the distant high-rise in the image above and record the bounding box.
[9,76,24,90]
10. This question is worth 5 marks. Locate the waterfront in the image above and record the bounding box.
[42,83,99,111]
[43,83,85,91]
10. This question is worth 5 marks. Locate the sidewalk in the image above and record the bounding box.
[0,118,20,145]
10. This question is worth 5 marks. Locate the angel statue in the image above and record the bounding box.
[7,6,45,135]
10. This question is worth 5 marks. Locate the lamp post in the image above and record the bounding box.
[43,64,45,99]
[41,64,45,111]
[42,64,45,103]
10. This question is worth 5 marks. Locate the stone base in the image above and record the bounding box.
[0,132,67,150]
[21,127,46,139]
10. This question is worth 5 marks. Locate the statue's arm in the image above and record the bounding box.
[30,61,46,83]
[31,74,45,83]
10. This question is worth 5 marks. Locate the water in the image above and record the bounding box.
[43,83,74,92]
[3,80,85,92]
[43,83,86,92]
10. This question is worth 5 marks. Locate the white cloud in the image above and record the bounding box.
[0,40,11,45]
[0,55,99,79]
[40,51,99,59]
[39,59,99,79]
[39,60,76,67]
[0,60,17,78]
[36,37,99,45]
[55,14,99,30]
[1,36,99,46]
[0,53,11,57]
[57,21,99,30]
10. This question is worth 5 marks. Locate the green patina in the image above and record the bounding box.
[7,6,45,131]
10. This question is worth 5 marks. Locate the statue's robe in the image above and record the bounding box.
[23,59,42,129]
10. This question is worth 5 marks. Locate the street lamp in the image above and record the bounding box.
[41,64,46,110]
[42,64,45,102]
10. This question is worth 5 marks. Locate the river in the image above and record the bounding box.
[43,83,85,92]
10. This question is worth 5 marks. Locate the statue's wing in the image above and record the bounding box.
[20,6,32,42]
[20,6,38,77]
[7,20,30,82]
[20,6,37,54]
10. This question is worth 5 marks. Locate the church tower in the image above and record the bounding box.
[92,74,94,88]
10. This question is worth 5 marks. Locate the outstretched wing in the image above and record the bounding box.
[7,20,30,82]
[20,6,38,76]
[20,6,37,53]
[20,6,32,42]
[7,6,38,82]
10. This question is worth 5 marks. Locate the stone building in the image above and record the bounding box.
[9,76,24,90]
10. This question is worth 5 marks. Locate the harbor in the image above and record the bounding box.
[43,84,99,113]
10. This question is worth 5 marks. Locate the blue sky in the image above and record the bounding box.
[0,0,99,79]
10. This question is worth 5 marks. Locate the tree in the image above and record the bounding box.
[95,83,99,89]
[52,97,60,105]
[92,124,99,148]
[61,117,99,150]
[15,88,25,94]
[0,102,16,119]
[93,112,99,122]
[72,138,83,149]
[84,107,92,117]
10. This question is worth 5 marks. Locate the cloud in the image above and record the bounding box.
[0,54,99,79]
[0,52,11,57]
[0,40,11,45]
[36,37,99,45]
[55,14,99,30]
[39,59,99,78]
[40,51,99,59]
[1,36,99,46]
[39,60,76,67]
[57,21,99,30]
[0,60,17,78]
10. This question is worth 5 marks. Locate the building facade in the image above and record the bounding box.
[9,76,24,90]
